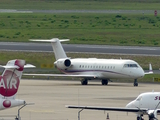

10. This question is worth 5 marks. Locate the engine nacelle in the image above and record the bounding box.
[54,58,71,69]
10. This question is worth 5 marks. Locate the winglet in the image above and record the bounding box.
[149,63,152,72]
[145,63,153,74]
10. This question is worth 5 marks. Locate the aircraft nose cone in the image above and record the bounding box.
[140,71,144,78]
[137,69,145,78]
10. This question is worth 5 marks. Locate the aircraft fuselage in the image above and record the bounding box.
[55,58,144,80]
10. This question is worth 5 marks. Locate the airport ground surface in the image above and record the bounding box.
[1,80,160,120]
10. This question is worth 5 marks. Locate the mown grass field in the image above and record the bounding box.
[0,13,160,46]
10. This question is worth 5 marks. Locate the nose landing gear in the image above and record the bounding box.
[137,114,144,120]
[134,79,138,87]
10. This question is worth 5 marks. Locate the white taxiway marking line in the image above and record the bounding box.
[76,45,157,50]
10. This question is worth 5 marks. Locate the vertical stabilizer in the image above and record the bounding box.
[0,59,25,99]
[50,38,68,60]
[29,38,69,60]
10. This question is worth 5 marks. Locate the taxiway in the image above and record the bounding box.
[1,42,160,56]
[1,80,160,120]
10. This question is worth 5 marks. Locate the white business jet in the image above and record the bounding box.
[66,92,160,120]
[26,38,152,86]
[0,59,35,111]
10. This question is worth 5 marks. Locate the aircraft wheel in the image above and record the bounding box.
[137,116,144,120]
[134,79,138,87]
[101,79,108,85]
[134,82,138,86]
[81,79,88,85]
[137,116,141,120]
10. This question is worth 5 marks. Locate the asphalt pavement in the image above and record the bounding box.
[1,42,160,56]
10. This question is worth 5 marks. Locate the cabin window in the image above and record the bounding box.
[80,65,81,68]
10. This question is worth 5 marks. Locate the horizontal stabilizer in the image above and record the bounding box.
[0,64,35,69]
[23,73,97,78]
[29,38,69,42]
[0,65,19,69]
[30,38,69,60]
[24,64,36,68]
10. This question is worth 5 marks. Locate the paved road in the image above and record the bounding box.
[0,42,160,56]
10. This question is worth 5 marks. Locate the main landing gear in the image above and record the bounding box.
[81,79,109,85]
[134,79,138,87]
[137,115,144,120]
[101,79,108,85]
[81,79,88,85]
[81,79,138,86]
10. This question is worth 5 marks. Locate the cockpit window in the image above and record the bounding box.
[123,64,138,68]
[136,96,142,101]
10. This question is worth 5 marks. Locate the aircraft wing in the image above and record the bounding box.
[23,73,97,78]
[144,71,153,75]
[66,105,148,113]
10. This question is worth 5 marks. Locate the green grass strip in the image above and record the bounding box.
[0,13,160,46]
[0,0,160,10]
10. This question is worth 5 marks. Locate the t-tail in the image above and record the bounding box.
[0,59,35,110]
[29,38,69,60]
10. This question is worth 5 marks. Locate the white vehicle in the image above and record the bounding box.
[0,59,35,110]
[66,92,160,120]
[26,38,152,86]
